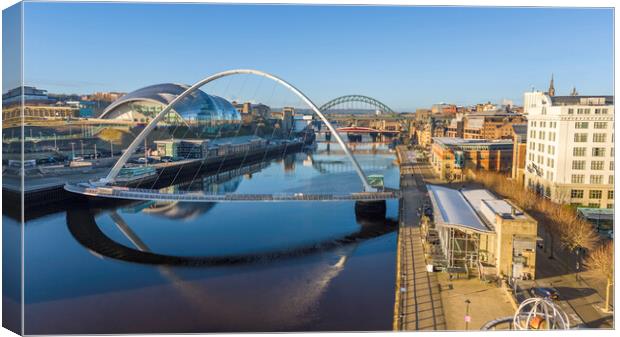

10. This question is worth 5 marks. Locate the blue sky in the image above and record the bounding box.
[7,2,615,110]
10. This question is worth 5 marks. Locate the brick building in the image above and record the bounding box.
[511,124,528,184]
[430,137,514,181]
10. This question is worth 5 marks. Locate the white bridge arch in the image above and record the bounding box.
[102,69,375,192]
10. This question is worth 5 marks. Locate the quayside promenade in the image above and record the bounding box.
[393,146,446,330]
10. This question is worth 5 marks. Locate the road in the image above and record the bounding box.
[522,248,614,328]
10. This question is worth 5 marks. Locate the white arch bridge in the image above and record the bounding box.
[65,69,400,202]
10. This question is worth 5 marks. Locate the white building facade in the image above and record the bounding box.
[523,91,614,208]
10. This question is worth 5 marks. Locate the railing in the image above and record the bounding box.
[65,183,401,202]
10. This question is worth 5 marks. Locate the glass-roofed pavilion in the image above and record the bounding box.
[99,83,241,126]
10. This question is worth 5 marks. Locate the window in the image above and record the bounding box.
[592,148,606,157]
[612,148,615,157]
[595,108,608,115]
[573,147,586,156]
[530,121,535,127]
[571,189,584,198]
[549,132,556,141]
[530,130,536,138]
[571,174,584,184]
[530,142,535,150]
[538,144,544,152]
[591,161,604,170]
[594,122,607,129]
[593,133,606,142]
[577,108,590,114]
[568,108,574,114]
[547,158,554,168]
[590,190,602,199]
[610,161,614,171]
[547,145,555,155]
[602,108,609,114]
[539,131,545,140]
[607,203,614,209]
[608,190,614,199]
[572,160,586,170]
[590,175,603,184]
[541,122,546,127]
[610,175,614,184]
[575,122,589,129]
[588,203,600,208]
[574,133,588,142]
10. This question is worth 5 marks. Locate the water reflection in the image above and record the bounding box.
[22,142,400,333]
[66,202,397,266]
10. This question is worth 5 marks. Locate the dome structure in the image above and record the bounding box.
[100,83,240,125]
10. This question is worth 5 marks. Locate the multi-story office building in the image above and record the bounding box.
[511,124,528,184]
[444,111,526,140]
[523,85,614,208]
[431,103,457,115]
[463,111,527,140]
[415,108,432,121]
[430,137,514,181]
[2,86,54,106]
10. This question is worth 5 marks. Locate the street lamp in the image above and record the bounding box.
[465,299,471,330]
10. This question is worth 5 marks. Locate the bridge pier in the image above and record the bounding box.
[354,200,386,221]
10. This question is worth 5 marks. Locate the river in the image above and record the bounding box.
[4,141,400,334]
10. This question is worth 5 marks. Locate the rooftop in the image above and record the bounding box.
[549,95,614,106]
[427,185,528,233]
[427,185,493,233]
[154,135,265,146]
[433,137,513,148]
[511,124,528,136]
[577,207,614,221]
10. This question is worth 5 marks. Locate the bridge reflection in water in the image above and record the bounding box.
[20,137,401,333]
[64,197,397,331]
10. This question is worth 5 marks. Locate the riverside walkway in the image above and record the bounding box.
[393,146,446,330]
[64,183,400,202]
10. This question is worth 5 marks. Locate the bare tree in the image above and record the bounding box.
[586,242,614,312]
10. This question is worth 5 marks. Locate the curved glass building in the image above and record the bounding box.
[100,83,241,127]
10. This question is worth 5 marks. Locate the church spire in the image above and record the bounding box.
[548,74,555,96]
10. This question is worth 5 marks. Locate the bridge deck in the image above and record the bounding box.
[64,184,400,202]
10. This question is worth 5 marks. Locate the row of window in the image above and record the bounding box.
[571,174,614,185]
[530,121,558,128]
[568,108,609,115]
[571,160,614,171]
[573,147,613,157]
[574,202,614,209]
[530,130,556,141]
[574,133,608,142]
[570,189,614,200]
[575,121,608,129]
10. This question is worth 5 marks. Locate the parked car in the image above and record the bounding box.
[530,287,560,300]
